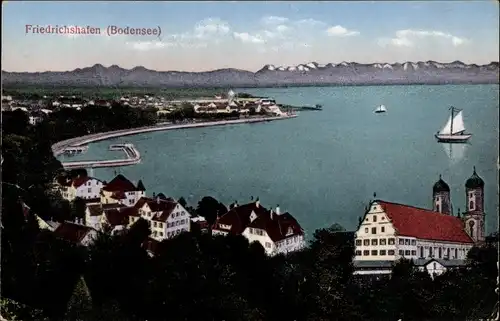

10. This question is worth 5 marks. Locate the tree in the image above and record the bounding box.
[177,196,187,208]
[196,196,228,226]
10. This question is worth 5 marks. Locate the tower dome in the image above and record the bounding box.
[465,166,484,189]
[433,175,450,193]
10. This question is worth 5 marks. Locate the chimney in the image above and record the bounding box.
[270,210,274,220]
[157,196,160,204]
[153,192,156,198]
[255,197,260,208]
[275,204,280,215]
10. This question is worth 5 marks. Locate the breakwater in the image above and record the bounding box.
[60,143,140,170]
[52,115,297,157]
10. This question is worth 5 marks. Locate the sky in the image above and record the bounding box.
[2,1,499,72]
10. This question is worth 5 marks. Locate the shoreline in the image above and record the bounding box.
[52,115,297,157]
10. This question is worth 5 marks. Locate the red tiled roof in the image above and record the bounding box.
[376,200,474,244]
[87,204,103,217]
[72,176,90,188]
[214,202,269,235]
[135,197,178,222]
[247,211,304,242]
[102,174,138,192]
[104,209,129,226]
[53,223,94,243]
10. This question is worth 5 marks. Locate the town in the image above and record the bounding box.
[1,90,292,126]
[32,165,492,278]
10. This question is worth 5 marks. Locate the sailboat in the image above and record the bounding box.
[374,105,387,113]
[435,106,472,143]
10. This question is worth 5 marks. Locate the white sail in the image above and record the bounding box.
[439,115,453,135]
[451,111,465,134]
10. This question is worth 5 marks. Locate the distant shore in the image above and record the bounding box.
[52,115,297,157]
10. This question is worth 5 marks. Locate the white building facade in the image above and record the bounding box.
[353,170,485,277]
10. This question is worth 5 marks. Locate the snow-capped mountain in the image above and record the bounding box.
[257,60,496,73]
[2,61,498,87]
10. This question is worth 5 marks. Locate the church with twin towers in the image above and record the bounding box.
[432,166,486,243]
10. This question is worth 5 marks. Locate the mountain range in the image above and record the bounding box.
[2,61,498,88]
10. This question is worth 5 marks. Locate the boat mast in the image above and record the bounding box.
[450,106,454,136]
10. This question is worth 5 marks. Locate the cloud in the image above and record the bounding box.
[326,25,360,37]
[295,18,326,27]
[261,16,289,25]
[379,29,468,47]
[233,32,264,44]
[193,18,230,38]
[126,17,229,51]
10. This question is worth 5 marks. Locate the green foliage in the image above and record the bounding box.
[196,196,228,226]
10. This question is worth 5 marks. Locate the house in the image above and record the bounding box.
[417,258,467,278]
[53,222,98,246]
[35,214,61,231]
[84,203,129,232]
[128,196,192,241]
[353,168,486,276]
[100,174,146,206]
[212,200,306,256]
[191,216,210,233]
[58,175,104,201]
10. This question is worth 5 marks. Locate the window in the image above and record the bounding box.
[388,250,395,255]
[399,239,404,245]
[363,250,369,256]
[404,250,410,256]
[355,240,362,246]
[371,227,376,234]
[438,247,442,258]
[265,242,271,248]
[371,239,378,246]
[159,223,163,228]
[380,238,387,245]
[447,248,450,258]
[364,228,369,233]
[88,188,91,193]
[154,222,157,227]
[411,240,416,245]
[420,247,424,258]
[381,226,385,233]
[371,250,377,256]
[363,239,370,246]
[429,248,433,257]
[469,200,474,210]
[454,248,458,258]
[399,250,404,255]
[436,204,440,212]
[411,250,416,256]
[388,238,395,245]
[355,250,362,256]
[159,232,163,236]
[249,228,254,234]
[373,215,377,222]
[405,239,410,245]
[433,263,437,270]
[380,250,386,255]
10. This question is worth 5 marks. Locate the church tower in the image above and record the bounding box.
[463,166,486,243]
[433,175,451,215]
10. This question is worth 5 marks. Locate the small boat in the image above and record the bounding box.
[374,105,387,113]
[435,106,472,143]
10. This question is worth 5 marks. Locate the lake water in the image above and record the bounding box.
[58,85,499,236]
